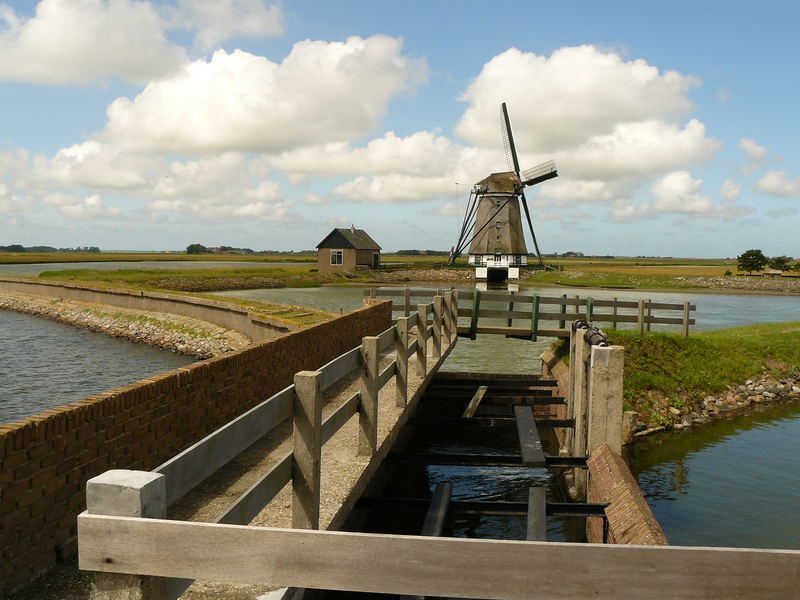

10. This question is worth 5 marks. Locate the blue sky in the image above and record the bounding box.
[1,0,799,257]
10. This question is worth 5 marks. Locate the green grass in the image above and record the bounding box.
[525,269,711,290]
[553,321,800,426]
[82,308,217,339]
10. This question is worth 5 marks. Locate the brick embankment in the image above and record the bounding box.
[0,301,392,596]
[587,444,668,545]
[0,292,250,358]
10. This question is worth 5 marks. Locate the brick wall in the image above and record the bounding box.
[586,443,668,545]
[0,301,392,595]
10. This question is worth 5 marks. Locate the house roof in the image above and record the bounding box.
[316,227,381,250]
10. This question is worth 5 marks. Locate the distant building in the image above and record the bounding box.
[316,226,381,272]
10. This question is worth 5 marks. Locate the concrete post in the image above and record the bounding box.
[637,299,645,335]
[432,296,443,360]
[86,470,168,600]
[587,346,625,455]
[358,336,379,456]
[403,288,411,318]
[395,317,409,407]
[682,301,690,337]
[292,371,322,529]
[441,291,453,346]
[415,304,429,376]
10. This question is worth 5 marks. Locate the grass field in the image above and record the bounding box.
[607,323,800,426]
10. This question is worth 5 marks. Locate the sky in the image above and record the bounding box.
[1,0,799,257]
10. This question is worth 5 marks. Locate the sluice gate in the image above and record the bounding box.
[75,289,799,600]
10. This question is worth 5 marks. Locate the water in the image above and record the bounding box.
[0,310,194,423]
[626,401,800,549]
[0,260,309,277]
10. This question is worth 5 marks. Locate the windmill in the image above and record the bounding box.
[449,103,557,281]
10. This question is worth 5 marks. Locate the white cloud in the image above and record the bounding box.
[431,202,460,216]
[719,179,741,201]
[300,193,329,205]
[739,138,767,162]
[40,141,153,189]
[103,37,426,153]
[333,174,454,203]
[651,171,712,214]
[171,0,284,50]
[456,45,698,152]
[557,119,721,180]
[146,196,295,222]
[45,193,120,219]
[0,183,34,213]
[536,179,627,205]
[244,181,282,202]
[0,0,187,85]
[756,171,800,197]
[268,131,459,178]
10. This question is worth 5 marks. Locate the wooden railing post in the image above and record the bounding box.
[558,294,567,329]
[86,470,169,599]
[432,296,443,360]
[293,370,322,529]
[646,299,652,332]
[359,336,379,456]
[415,304,428,376]
[637,299,646,335]
[611,297,618,330]
[442,290,453,345]
[572,327,591,500]
[449,290,459,343]
[682,302,690,337]
[395,318,409,407]
[404,288,411,318]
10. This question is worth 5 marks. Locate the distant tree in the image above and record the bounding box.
[186,243,208,254]
[768,255,793,271]
[3,244,25,252]
[737,249,768,274]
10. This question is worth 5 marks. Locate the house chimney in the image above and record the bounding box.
[351,224,355,234]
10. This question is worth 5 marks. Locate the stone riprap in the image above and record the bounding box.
[0,292,250,358]
[632,372,800,439]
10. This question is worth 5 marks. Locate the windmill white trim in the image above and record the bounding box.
[449,103,557,280]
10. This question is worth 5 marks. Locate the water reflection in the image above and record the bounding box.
[626,401,800,549]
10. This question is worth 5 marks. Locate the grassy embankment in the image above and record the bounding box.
[0,251,316,264]
[555,321,800,427]
[35,266,345,327]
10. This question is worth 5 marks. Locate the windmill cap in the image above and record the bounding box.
[475,171,521,194]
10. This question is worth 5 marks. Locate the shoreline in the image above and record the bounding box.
[0,292,251,359]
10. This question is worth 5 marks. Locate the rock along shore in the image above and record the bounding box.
[0,292,251,359]
[631,371,800,439]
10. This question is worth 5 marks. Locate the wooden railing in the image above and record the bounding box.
[366,287,696,337]
[79,291,459,600]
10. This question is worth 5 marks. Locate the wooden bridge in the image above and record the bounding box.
[78,289,798,600]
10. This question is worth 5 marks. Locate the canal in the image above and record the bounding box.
[1,280,798,550]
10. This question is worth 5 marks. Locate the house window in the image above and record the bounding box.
[496,200,502,207]
[330,249,343,265]
[495,221,501,229]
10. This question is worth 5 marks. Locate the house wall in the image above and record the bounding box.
[317,248,358,272]
[355,249,379,267]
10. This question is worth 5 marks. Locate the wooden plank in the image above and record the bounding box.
[215,454,292,525]
[79,514,800,600]
[513,406,545,467]
[527,487,547,541]
[155,385,293,505]
[421,483,452,536]
[320,392,359,445]
[319,347,361,392]
[415,304,428,376]
[395,317,409,407]
[462,386,488,417]
[377,325,397,353]
[377,360,397,390]
[292,371,322,529]
[457,325,568,338]
[406,338,418,358]
[399,483,453,600]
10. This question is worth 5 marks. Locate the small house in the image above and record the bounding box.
[316,226,381,272]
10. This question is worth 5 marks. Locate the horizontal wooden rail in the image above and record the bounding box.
[377,361,398,389]
[215,454,292,526]
[154,386,294,505]
[79,514,800,600]
[321,393,360,445]
[456,308,695,327]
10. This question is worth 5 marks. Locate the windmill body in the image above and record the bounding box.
[449,103,558,282]
[467,172,529,280]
